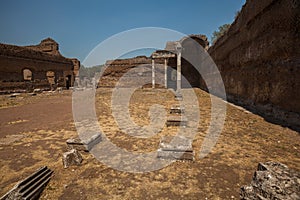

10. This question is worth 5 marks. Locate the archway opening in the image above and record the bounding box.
[66,75,71,89]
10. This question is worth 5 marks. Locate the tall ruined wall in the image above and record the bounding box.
[99,56,165,87]
[25,38,61,56]
[208,0,300,130]
[0,39,80,92]
[0,56,68,81]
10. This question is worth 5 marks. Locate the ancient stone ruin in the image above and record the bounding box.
[66,133,102,152]
[157,104,193,161]
[99,0,300,132]
[0,38,80,93]
[99,34,209,91]
[62,149,83,169]
[241,162,300,200]
[157,136,194,161]
[170,105,185,114]
[63,133,101,168]
[208,0,300,131]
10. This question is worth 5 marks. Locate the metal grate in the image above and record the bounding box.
[1,166,53,200]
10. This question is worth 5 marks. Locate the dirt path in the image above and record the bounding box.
[0,92,74,138]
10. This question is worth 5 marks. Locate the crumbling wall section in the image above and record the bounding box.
[99,56,165,88]
[25,38,61,56]
[208,0,300,130]
[0,39,80,92]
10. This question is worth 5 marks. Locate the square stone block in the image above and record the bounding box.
[66,133,101,152]
[175,92,183,101]
[170,105,185,114]
[159,136,193,152]
[157,136,194,161]
[166,116,188,127]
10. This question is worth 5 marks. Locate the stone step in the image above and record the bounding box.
[170,105,185,114]
[166,116,188,127]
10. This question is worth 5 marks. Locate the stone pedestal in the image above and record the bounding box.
[166,116,188,127]
[175,92,183,101]
[157,136,194,161]
[66,133,101,152]
[170,105,185,114]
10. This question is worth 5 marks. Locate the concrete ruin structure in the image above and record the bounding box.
[0,38,80,93]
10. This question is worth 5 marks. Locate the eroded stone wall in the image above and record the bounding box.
[99,56,165,88]
[208,0,300,130]
[0,38,80,92]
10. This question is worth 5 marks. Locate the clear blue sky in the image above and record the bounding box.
[0,0,245,65]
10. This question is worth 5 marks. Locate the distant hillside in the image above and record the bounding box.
[79,65,104,78]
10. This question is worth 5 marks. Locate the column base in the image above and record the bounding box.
[175,91,183,101]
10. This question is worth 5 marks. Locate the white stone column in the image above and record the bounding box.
[152,59,155,89]
[177,51,181,92]
[164,58,167,88]
[175,42,183,100]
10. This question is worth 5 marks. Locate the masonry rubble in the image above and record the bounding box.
[240,162,300,200]
[62,149,83,168]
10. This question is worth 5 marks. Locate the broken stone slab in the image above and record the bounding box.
[28,93,37,96]
[157,136,194,161]
[159,135,193,152]
[56,87,63,92]
[157,149,194,161]
[0,166,53,200]
[9,93,21,98]
[73,87,84,91]
[33,88,43,94]
[62,149,83,168]
[66,133,101,151]
[166,116,188,127]
[240,162,300,200]
[170,105,185,114]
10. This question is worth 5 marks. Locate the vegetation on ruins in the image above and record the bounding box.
[211,23,231,44]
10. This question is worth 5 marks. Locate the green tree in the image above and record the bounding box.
[211,24,231,44]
